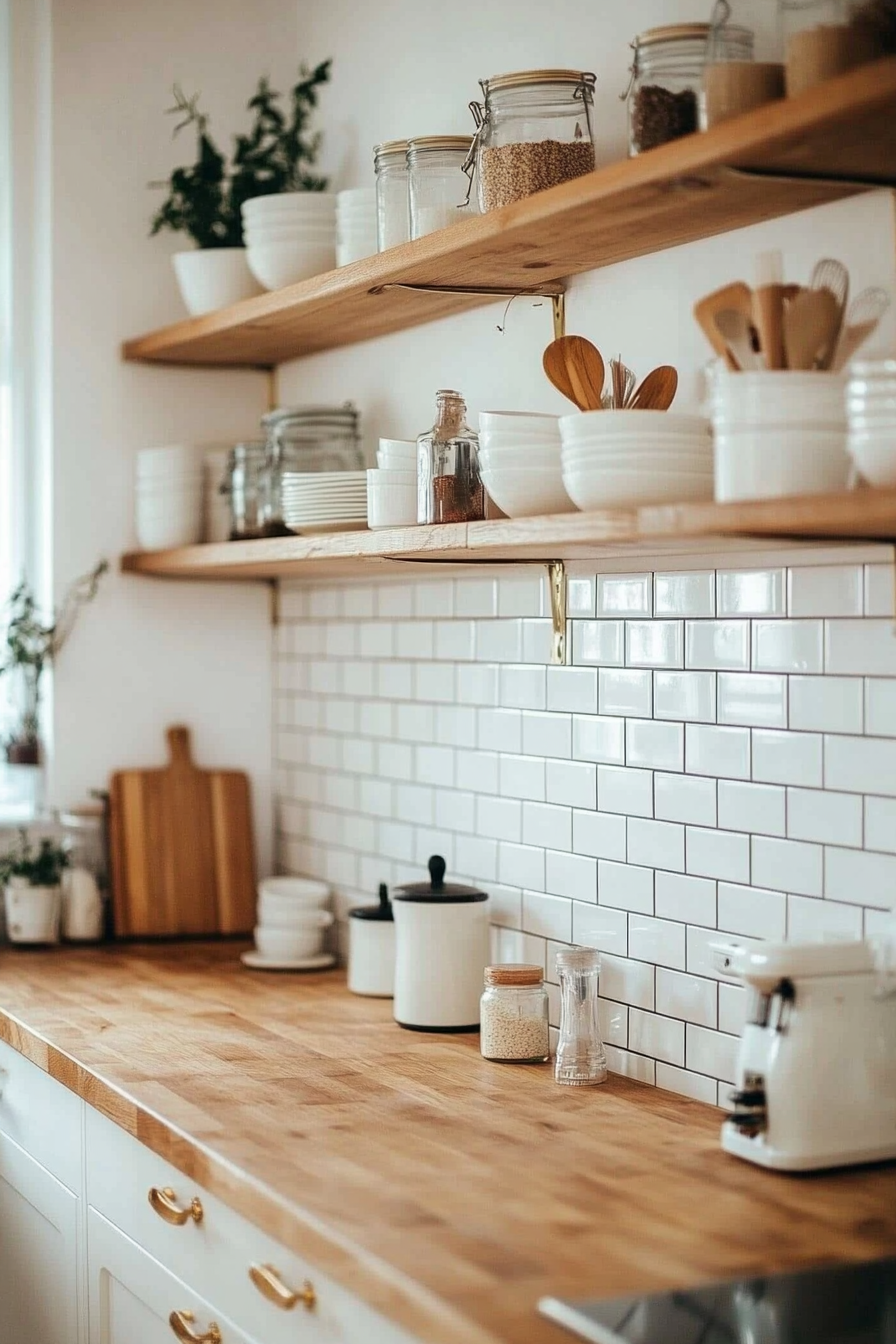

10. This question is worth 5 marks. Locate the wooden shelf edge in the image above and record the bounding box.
[120,489,896,582]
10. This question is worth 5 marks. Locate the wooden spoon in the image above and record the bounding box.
[714,309,763,372]
[783,288,841,371]
[542,336,605,411]
[628,365,679,410]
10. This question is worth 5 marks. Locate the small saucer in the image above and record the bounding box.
[240,951,336,972]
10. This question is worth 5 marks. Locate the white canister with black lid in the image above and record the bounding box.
[347,884,395,998]
[392,855,490,1032]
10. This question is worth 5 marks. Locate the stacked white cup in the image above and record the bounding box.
[135,446,203,550]
[242,192,337,289]
[251,876,334,966]
[337,188,378,266]
[847,359,896,487]
[367,438,418,528]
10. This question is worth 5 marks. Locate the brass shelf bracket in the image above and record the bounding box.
[369,281,565,300]
[547,560,568,667]
[552,292,566,340]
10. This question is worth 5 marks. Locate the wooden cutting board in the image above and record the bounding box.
[109,725,256,938]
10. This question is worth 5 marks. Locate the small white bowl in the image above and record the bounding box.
[480,466,574,519]
[257,899,334,930]
[562,466,713,510]
[367,475,417,529]
[247,241,336,289]
[254,920,330,961]
[479,411,560,434]
[847,433,896,486]
[242,191,336,217]
[259,875,331,905]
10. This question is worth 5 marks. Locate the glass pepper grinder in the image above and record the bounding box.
[417,389,484,525]
[555,946,608,1086]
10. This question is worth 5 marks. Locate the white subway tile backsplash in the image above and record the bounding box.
[547,760,596,810]
[523,801,572,851]
[414,580,453,618]
[717,673,787,728]
[752,729,822,787]
[499,842,545,892]
[686,723,751,780]
[752,835,822,896]
[604,1046,655,1085]
[435,788,476,834]
[522,619,553,664]
[753,620,823,674]
[435,620,476,662]
[524,711,573,760]
[599,999,629,1048]
[500,665,546,710]
[824,846,896,908]
[655,871,716,926]
[629,914,686,970]
[718,882,786,940]
[788,565,862,617]
[376,584,414,619]
[456,749,500,795]
[573,902,628,957]
[600,955,655,1010]
[599,668,653,718]
[787,893,863,941]
[865,796,896,853]
[574,620,624,667]
[824,734,896,795]
[572,714,625,765]
[717,779,785,836]
[547,666,598,714]
[456,663,498,705]
[865,679,896,736]
[656,968,717,1028]
[717,569,785,617]
[687,827,750,883]
[627,818,685,873]
[498,576,544,618]
[573,809,627,861]
[826,619,896,676]
[654,671,716,724]
[415,663,456,703]
[358,622,394,659]
[545,850,597,902]
[567,576,595,617]
[655,773,717,827]
[455,577,497,618]
[597,764,654,817]
[655,1063,718,1104]
[436,705,477,749]
[416,744,454,787]
[455,835,498,882]
[598,860,654,913]
[629,1009,684,1066]
[522,890,572,942]
[477,795,521,843]
[718,984,747,1037]
[787,786,862,848]
[789,675,863,734]
[655,571,715,618]
[865,564,895,618]
[499,754,546,802]
[478,708,522,754]
[626,719,684,772]
[597,574,652,618]
[626,621,683,668]
[685,620,750,671]
[686,1025,739,1083]
[477,619,523,663]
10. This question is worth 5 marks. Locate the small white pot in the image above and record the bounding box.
[4,880,61,945]
[61,868,104,942]
[172,248,263,317]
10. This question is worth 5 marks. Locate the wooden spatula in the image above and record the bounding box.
[715,310,763,372]
[628,365,678,410]
[783,288,841,371]
[543,336,605,411]
[694,282,753,368]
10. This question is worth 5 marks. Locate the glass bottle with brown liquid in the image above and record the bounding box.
[417,389,484,525]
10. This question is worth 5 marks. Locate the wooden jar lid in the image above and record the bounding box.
[485,964,543,987]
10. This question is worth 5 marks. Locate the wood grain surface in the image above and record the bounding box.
[0,944,892,1344]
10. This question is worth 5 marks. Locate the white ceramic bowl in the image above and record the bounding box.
[172,249,263,316]
[479,410,561,434]
[242,191,336,217]
[714,427,849,502]
[258,875,331,904]
[137,445,199,469]
[480,464,574,518]
[244,227,337,248]
[379,438,417,454]
[254,919,331,961]
[257,898,335,929]
[247,241,337,289]
[560,412,710,443]
[337,187,376,205]
[562,465,713,510]
[370,466,416,484]
[367,473,417,529]
[136,515,203,550]
[847,433,896,486]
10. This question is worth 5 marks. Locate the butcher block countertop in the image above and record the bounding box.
[0,943,893,1344]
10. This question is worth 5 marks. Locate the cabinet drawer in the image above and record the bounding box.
[86,1107,417,1344]
[0,1036,83,1190]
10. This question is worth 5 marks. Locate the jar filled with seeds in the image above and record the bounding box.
[374,139,411,251]
[480,964,550,1064]
[417,389,484,525]
[626,24,748,154]
[469,69,596,213]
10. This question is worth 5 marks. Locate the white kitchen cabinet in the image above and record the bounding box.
[0,1128,81,1344]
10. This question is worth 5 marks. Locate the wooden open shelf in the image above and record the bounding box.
[121,489,896,582]
[122,60,896,371]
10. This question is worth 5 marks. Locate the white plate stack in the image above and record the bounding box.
[847,359,896,487]
[337,188,378,266]
[478,411,574,518]
[368,438,417,528]
[559,411,714,510]
[242,876,335,971]
[282,470,368,533]
[242,192,336,290]
[135,445,203,550]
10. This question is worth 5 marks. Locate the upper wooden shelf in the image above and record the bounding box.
[122,59,896,371]
[121,489,896,582]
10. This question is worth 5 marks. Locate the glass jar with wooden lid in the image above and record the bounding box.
[468,69,596,213]
[407,136,476,239]
[626,23,753,154]
[374,139,410,251]
[480,964,550,1063]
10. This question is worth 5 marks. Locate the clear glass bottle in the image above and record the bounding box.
[407,137,476,239]
[417,390,484,525]
[480,965,550,1063]
[627,24,750,154]
[555,947,607,1086]
[374,140,410,251]
[470,70,596,213]
[224,441,267,540]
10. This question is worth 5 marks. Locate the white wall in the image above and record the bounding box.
[46,0,306,868]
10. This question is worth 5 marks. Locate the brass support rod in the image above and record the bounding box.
[268,580,280,628]
[369,281,565,300]
[552,293,566,341]
[266,368,279,412]
[547,560,567,666]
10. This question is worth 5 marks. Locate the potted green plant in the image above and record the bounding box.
[0,560,107,770]
[151,61,332,315]
[1,830,70,944]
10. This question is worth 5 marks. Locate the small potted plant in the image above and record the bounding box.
[0,560,107,775]
[151,61,332,316]
[1,830,70,945]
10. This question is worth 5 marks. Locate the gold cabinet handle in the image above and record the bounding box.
[249,1262,316,1311]
[149,1186,204,1226]
[168,1310,221,1343]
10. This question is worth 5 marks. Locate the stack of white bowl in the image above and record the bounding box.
[135,446,203,550]
[711,370,848,502]
[242,192,336,290]
[337,188,378,266]
[478,412,574,518]
[246,876,335,968]
[367,438,418,528]
[560,411,713,509]
[847,359,896,487]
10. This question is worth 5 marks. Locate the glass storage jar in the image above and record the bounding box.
[408,137,476,239]
[779,0,874,95]
[480,965,550,1063]
[626,23,749,154]
[700,4,779,130]
[58,805,107,942]
[260,404,363,535]
[417,389,484,525]
[224,441,267,540]
[554,946,607,1086]
[470,69,596,213]
[374,140,410,251]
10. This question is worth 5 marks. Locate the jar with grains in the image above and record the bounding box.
[408,136,476,239]
[374,140,410,251]
[417,389,484,525]
[480,965,550,1063]
[626,24,751,154]
[701,3,779,130]
[468,69,596,213]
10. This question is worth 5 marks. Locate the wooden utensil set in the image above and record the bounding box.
[543,335,678,412]
[694,253,890,373]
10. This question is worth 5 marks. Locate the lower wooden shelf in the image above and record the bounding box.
[120,489,896,581]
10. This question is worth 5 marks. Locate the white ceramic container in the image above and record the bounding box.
[4,880,61,945]
[172,249,263,316]
[714,429,849,502]
[347,886,395,997]
[367,470,417,528]
[61,868,103,942]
